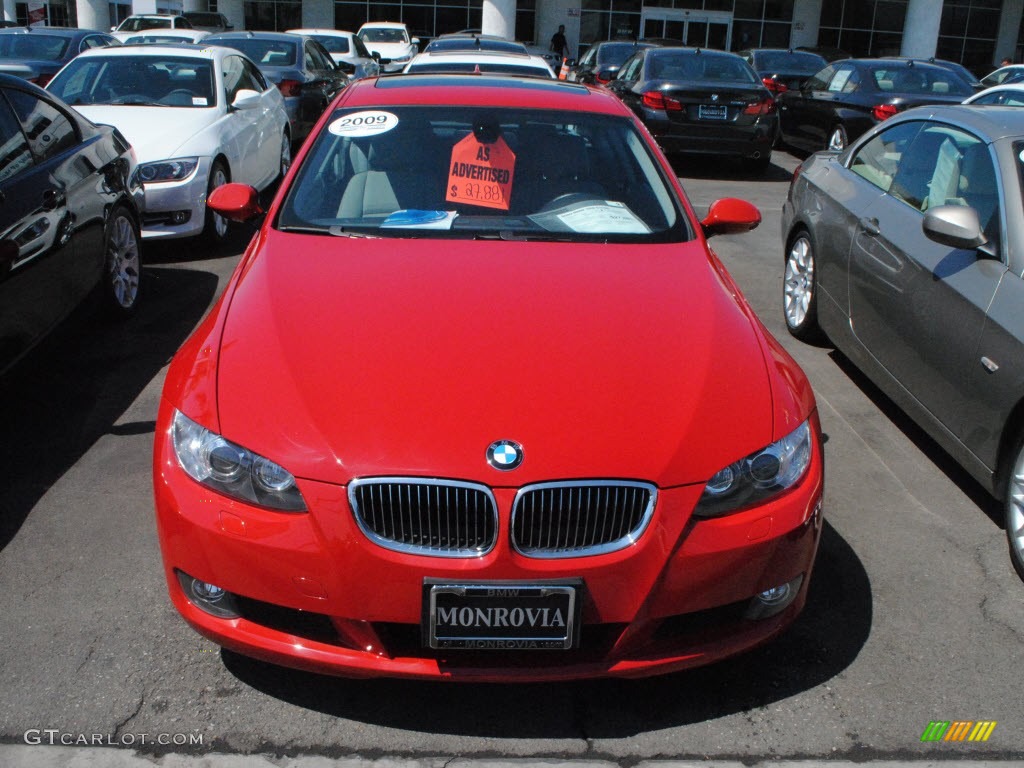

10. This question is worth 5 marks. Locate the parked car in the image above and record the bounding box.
[120,29,209,46]
[286,28,380,79]
[781,105,1024,579]
[738,48,828,94]
[0,74,141,375]
[153,73,824,681]
[964,83,1024,105]
[403,50,554,78]
[182,11,233,34]
[111,14,193,42]
[980,64,1024,87]
[571,40,657,85]
[607,46,777,171]
[777,58,975,152]
[203,31,348,145]
[0,27,119,87]
[356,22,418,73]
[47,44,290,244]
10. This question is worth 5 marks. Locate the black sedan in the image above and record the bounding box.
[0,74,142,375]
[203,31,348,144]
[571,40,657,85]
[781,105,1024,579]
[607,47,777,171]
[0,27,119,87]
[739,48,827,94]
[777,58,974,153]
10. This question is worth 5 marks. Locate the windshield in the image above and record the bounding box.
[204,37,297,67]
[123,35,194,45]
[871,66,973,96]
[408,62,550,78]
[596,43,650,67]
[426,38,527,55]
[48,55,216,108]
[278,105,686,242]
[313,35,350,54]
[647,51,758,83]
[0,34,70,61]
[117,17,173,32]
[359,28,410,45]
[754,51,826,74]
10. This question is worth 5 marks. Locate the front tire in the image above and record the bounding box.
[827,124,847,152]
[278,129,292,182]
[102,204,141,317]
[203,159,230,246]
[783,230,822,341]
[1004,440,1024,580]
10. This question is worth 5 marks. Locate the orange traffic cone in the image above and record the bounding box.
[558,57,569,80]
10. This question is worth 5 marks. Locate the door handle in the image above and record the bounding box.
[858,216,880,236]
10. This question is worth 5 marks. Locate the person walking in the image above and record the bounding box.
[551,24,569,60]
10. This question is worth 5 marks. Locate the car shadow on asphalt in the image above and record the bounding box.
[221,520,871,737]
[828,349,1004,527]
[0,266,220,553]
[667,154,795,183]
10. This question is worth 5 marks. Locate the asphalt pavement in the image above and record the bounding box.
[0,150,1021,765]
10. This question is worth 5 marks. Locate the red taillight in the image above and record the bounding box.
[872,103,900,121]
[31,73,52,88]
[642,91,682,111]
[277,79,302,98]
[743,96,777,115]
[761,77,787,93]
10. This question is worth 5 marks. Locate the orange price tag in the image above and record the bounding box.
[446,134,516,211]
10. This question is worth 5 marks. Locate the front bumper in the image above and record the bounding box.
[138,157,212,240]
[154,407,825,681]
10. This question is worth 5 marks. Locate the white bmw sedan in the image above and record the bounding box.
[47,45,290,243]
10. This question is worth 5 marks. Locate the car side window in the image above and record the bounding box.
[849,120,923,193]
[4,88,78,163]
[805,65,833,90]
[304,44,317,71]
[0,91,33,183]
[241,58,268,90]
[886,124,1000,247]
[224,56,260,102]
[578,47,595,67]
[620,54,642,81]
[828,66,858,93]
[310,42,334,71]
[353,35,372,59]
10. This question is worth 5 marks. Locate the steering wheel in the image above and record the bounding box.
[162,89,197,105]
[539,192,606,212]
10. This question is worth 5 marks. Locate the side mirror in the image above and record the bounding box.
[701,198,761,238]
[922,205,987,250]
[371,51,381,61]
[411,37,420,46]
[208,183,263,224]
[597,68,617,82]
[336,60,356,75]
[231,89,261,110]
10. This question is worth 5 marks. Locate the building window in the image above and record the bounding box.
[245,0,302,31]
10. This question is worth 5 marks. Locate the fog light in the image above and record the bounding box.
[176,570,240,619]
[171,210,190,224]
[745,574,803,620]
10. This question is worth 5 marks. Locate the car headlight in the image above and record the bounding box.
[694,420,812,518]
[171,410,307,512]
[136,157,199,183]
[393,54,411,63]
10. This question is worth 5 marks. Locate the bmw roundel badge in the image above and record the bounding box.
[487,440,523,471]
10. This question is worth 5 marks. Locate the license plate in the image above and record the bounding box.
[698,104,728,120]
[424,581,579,650]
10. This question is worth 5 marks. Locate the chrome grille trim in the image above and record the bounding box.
[349,477,498,558]
[511,480,657,558]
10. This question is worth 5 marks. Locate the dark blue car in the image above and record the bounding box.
[0,27,119,87]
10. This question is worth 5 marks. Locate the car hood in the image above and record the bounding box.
[214,232,775,487]
[72,105,216,161]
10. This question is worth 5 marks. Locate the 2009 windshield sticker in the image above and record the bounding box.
[328,111,399,137]
[446,134,516,211]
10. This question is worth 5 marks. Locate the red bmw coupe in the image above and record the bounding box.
[153,74,824,681]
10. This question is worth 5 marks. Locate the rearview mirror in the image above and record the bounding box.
[701,198,761,238]
[208,183,263,224]
[922,205,987,250]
